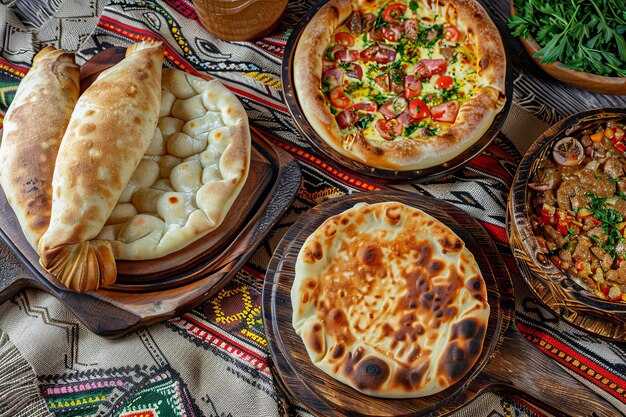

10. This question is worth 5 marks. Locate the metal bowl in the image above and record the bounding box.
[508,108,626,340]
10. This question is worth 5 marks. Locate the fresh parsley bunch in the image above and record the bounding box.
[508,0,626,77]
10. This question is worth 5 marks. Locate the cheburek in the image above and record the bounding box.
[0,46,79,250]
[291,201,489,398]
[38,40,164,293]
[96,68,250,261]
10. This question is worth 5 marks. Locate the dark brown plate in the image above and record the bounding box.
[281,0,513,184]
[0,46,302,337]
[262,192,620,417]
[508,109,626,341]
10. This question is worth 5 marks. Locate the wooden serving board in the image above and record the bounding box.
[262,192,620,417]
[0,127,301,337]
[0,46,302,337]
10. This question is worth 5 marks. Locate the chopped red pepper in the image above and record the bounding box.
[602,286,610,296]
[609,130,626,152]
[556,220,570,235]
[538,205,556,225]
[591,217,602,226]
[575,259,585,271]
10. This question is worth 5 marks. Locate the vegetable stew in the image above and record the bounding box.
[528,119,626,302]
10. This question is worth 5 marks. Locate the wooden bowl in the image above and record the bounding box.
[511,2,626,95]
[194,0,288,41]
[508,109,626,341]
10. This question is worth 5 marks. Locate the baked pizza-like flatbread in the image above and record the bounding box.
[294,0,506,170]
[0,46,79,250]
[38,40,164,293]
[96,68,250,260]
[292,201,489,398]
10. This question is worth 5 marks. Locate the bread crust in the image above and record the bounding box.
[292,201,490,398]
[97,70,251,261]
[0,46,79,250]
[38,41,164,293]
[294,0,506,171]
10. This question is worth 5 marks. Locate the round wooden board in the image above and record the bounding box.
[0,45,303,337]
[0,127,301,337]
[263,192,510,416]
[262,192,623,417]
[281,0,513,184]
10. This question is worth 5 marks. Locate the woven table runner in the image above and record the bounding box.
[0,1,624,416]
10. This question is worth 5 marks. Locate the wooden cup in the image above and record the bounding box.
[194,0,288,41]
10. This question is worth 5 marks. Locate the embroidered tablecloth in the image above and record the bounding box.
[0,1,624,416]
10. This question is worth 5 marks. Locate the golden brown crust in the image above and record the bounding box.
[455,0,506,92]
[294,0,352,161]
[98,71,251,261]
[294,0,506,171]
[292,202,489,398]
[347,86,503,169]
[38,41,164,293]
[0,46,79,250]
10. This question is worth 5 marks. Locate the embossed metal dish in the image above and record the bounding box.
[508,109,626,341]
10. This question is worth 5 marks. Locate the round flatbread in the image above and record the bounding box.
[291,201,489,398]
[294,0,506,170]
[96,68,250,261]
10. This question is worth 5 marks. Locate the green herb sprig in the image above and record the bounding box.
[508,0,626,77]
[355,114,373,130]
[585,191,624,257]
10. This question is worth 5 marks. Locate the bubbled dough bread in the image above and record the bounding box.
[96,68,250,261]
[292,202,490,398]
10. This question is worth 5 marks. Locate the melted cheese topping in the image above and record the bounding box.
[323,0,483,143]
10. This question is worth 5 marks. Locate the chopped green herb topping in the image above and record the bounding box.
[370,92,393,105]
[414,25,444,48]
[586,191,624,247]
[404,124,420,136]
[355,114,373,130]
[373,8,391,29]
[440,83,460,102]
